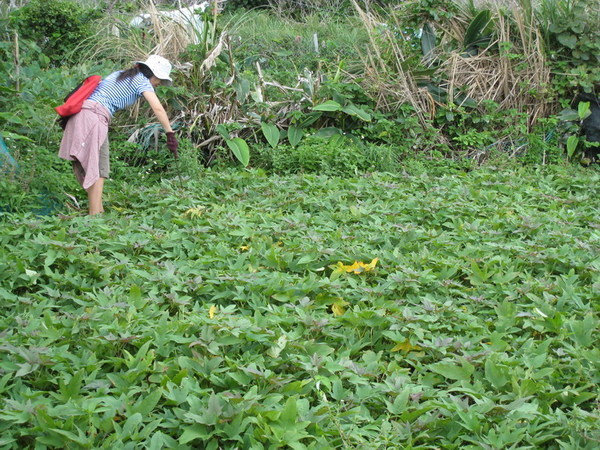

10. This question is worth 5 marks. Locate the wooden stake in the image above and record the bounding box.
[14,31,20,91]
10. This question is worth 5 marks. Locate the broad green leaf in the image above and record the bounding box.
[566,135,578,157]
[469,261,490,284]
[464,10,492,47]
[0,373,11,394]
[556,108,579,121]
[133,389,163,416]
[312,100,342,112]
[577,101,591,120]
[279,396,299,426]
[234,77,251,102]
[312,127,342,138]
[341,104,372,122]
[429,361,474,381]
[0,86,17,94]
[297,254,316,265]
[0,437,16,446]
[62,370,84,399]
[122,413,144,437]
[557,32,577,49]
[0,112,23,124]
[287,125,304,147]
[131,340,152,368]
[15,363,37,377]
[216,124,231,140]
[130,284,147,308]
[484,356,509,388]
[421,22,436,57]
[189,394,222,426]
[567,315,596,347]
[297,111,322,128]
[267,335,288,358]
[49,427,91,445]
[148,431,177,450]
[226,137,250,167]
[179,425,210,444]
[261,122,280,148]
[328,132,347,147]
[0,131,33,142]
[386,389,409,414]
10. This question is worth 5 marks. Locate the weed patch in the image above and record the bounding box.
[1,166,598,447]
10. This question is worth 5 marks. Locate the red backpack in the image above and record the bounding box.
[56,75,102,128]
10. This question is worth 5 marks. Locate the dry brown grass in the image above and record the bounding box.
[350,0,434,127]
[440,5,551,127]
[79,0,225,65]
[351,0,552,129]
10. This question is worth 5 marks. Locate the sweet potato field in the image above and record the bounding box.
[1,165,598,448]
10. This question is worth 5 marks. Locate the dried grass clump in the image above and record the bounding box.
[141,0,218,61]
[351,0,552,129]
[440,7,551,127]
[350,0,434,127]
[80,0,225,65]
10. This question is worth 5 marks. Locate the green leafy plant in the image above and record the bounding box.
[537,0,600,95]
[256,136,401,175]
[557,100,594,162]
[463,9,494,54]
[216,124,251,167]
[9,0,101,65]
[1,165,599,447]
[225,0,270,12]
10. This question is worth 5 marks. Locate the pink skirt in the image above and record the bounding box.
[59,100,111,189]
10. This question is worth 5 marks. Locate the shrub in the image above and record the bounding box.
[9,0,101,65]
[523,117,565,165]
[225,0,270,12]
[255,138,402,176]
[0,144,78,215]
[538,0,600,96]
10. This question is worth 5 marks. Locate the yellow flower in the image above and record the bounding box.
[364,257,379,271]
[184,206,205,219]
[331,299,349,316]
[332,258,379,275]
[208,305,217,319]
[391,339,422,353]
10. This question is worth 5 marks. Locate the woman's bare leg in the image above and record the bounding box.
[86,177,105,215]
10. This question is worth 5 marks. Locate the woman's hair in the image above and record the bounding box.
[117,64,154,82]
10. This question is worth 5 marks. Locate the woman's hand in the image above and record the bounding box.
[166,132,179,158]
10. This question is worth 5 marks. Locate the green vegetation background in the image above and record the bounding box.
[0,0,599,448]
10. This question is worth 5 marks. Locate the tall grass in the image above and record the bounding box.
[227,8,368,81]
[349,0,437,126]
[267,0,349,18]
[351,0,552,128]
[443,2,551,125]
[76,0,225,65]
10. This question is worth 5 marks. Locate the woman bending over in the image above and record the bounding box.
[59,55,179,215]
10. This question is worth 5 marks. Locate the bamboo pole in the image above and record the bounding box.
[14,31,20,91]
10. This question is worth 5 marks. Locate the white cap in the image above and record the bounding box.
[136,55,173,85]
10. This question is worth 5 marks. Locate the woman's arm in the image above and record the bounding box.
[143,90,173,133]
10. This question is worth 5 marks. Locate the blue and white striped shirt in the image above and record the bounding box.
[88,71,154,116]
